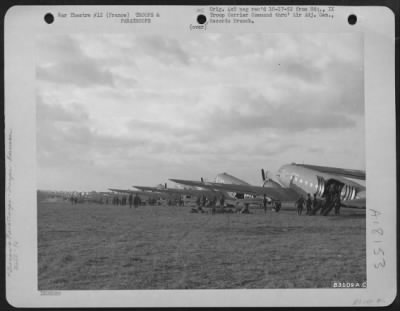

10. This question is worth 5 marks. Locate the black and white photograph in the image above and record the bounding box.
[36,31,367,290]
[5,5,396,307]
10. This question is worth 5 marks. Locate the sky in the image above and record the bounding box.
[36,33,364,191]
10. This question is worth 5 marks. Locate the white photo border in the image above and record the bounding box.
[4,5,396,307]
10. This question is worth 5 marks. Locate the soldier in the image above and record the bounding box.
[128,193,133,208]
[312,193,318,214]
[263,194,268,213]
[334,189,341,215]
[274,200,281,212]
[306,193,312,215]
[133,194,139,208]
[202,195,207,208]
[295,195,305,215]
[219,195,225,208]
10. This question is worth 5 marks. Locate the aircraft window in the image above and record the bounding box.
[305,181,308,185]
[309,182,313,187]
[299,179,303,183]
[315,185,318,189]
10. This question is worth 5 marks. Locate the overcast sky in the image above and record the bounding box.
[36,33,364,191]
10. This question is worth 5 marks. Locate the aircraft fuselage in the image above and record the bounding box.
[275,164,366,202]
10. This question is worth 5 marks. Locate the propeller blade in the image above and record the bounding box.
[261,169,266,181]
[201,177,204,183]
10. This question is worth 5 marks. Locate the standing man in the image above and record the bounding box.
[295,195,305,216]
[274,200,281,212]
[202,195,207,208]
[334,188,341,215]
[219,194,225,208]
[312,193,318,214]
[129,193,133,208]
[133,194,139,208]
[263,194,268,213]
[306,193,312,215]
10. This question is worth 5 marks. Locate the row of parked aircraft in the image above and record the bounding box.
[109,163,366,212]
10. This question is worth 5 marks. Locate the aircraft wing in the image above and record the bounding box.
[169,179,218,190]
[108,188,166,198]
[295,164,365,180]
[201,182,300,201]
[135,184,217,196]
[133,186,166,193]
[109,188,142,194]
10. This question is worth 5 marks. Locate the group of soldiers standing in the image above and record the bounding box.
[295,183,342,216]
[111,194,142,208]
[69,196,79,204]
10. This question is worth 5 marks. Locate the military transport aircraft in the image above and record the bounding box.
[170,163,366,213]
[135,173,264,208]
[133,182,214,196]
[108,187,171,200]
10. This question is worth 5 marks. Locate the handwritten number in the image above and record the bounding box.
[374,258,386,269]
[372,228,384,235]
[373,248,384,256]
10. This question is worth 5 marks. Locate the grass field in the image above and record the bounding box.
[38,202,365,289]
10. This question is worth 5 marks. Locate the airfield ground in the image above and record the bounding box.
[38,202,365,289]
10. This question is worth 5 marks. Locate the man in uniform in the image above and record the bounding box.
[274,200,281,212]
[312,193,319,214]
[219,195,225,209]
[295,195,305,215]
[133,194,139,208]
[201,195,207,208]
[306,193,312,215]
[263,194,268,213]
[129,193,133,208]
[334,189,341,215]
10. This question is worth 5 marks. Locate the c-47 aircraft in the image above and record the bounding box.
[136,173,263,209]
[170,163,366,213]
[108,187,171,200]
[133,182,216,197]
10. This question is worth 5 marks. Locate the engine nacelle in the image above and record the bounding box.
[262,179,282,188]
[261,168,282,188]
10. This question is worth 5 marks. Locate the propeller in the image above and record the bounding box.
[201,177,204,183]
[261,169,266,181]
[165,182,167,189]
[261,169,275,187]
